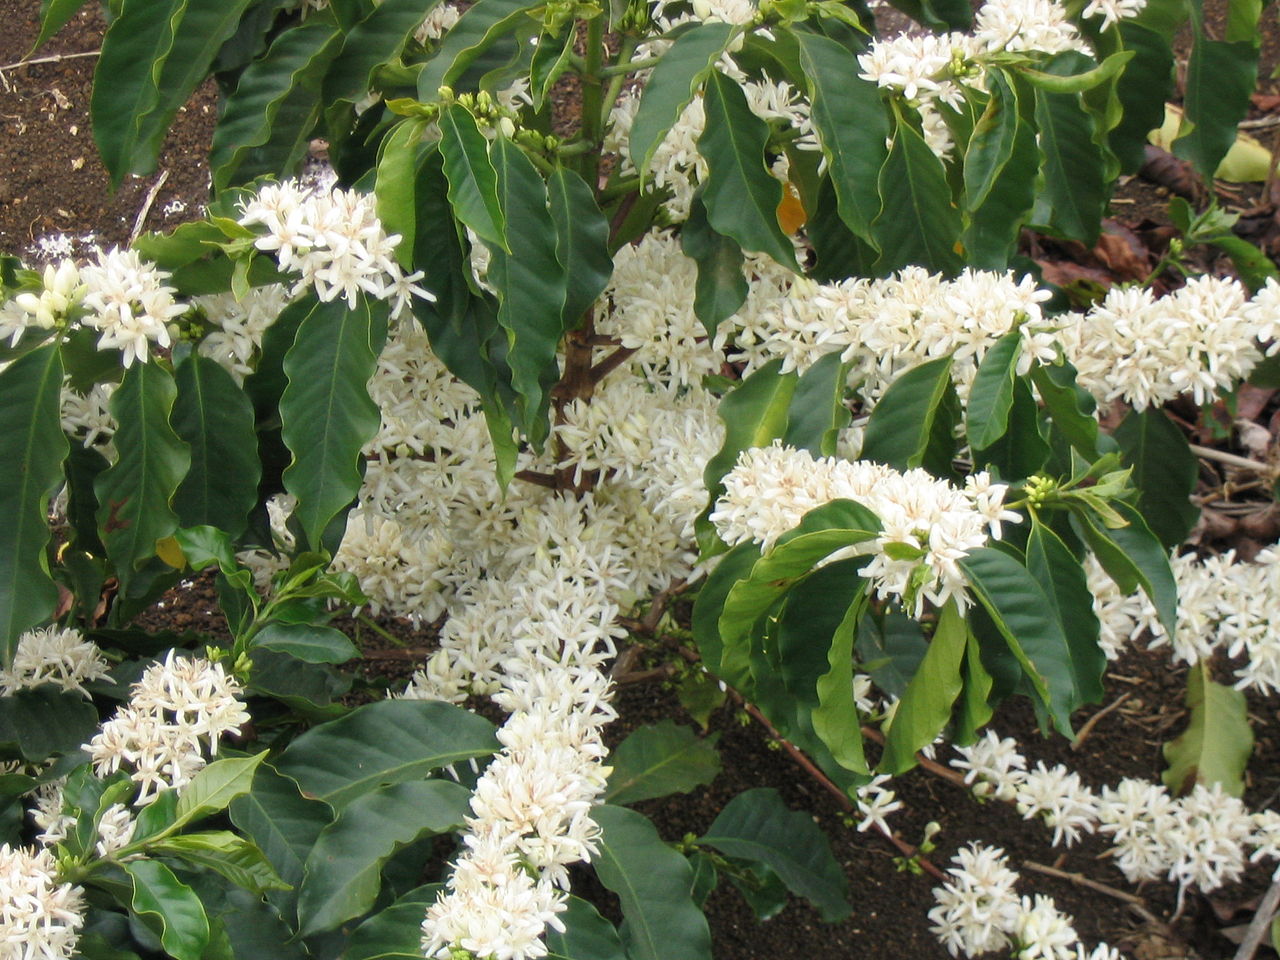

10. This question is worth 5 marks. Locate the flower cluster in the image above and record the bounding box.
[194,283,292,384]
[0,843,85,960]
[0,626,111,697]
[236,180,430,319]
[0,260,83,346]
[86,652,250,803]
[953,731,1278,893]
[711,443,1019,616]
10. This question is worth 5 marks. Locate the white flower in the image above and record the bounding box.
[1080,0,1146,29]
[0,627,111,697]
[854,775,903,834]
[1014,762,1098,847]
[0,843,85,960]
[80,248,186,367]
[1014,894,1079,960]
[952,731,1027,802]
[928,843,1022,957]
[94,804,138,859]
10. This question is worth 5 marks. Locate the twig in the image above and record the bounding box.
[357,647,435,661]
[589,345,638,385]
[744,701,945,881]
[859,725,970,790]
[1233,866,1280,960]
[1189,444,1273,476]
[130,170,169,243]
[0,50,101,73]
[1022,860,1170,932]
[1071,693,1131,751]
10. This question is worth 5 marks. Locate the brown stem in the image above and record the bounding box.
[1234,866,1280,960]
[514,469,559,489]
[589,346,639,385]
[860,726,970,790]
[1071,693,1130,752]
[1022,860,1171,933]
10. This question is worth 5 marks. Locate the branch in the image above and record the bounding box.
[1022,860,1171,934]
[0,50,100,72]
[859,726,970,790]
[1189,443,1273,476]
[1234,866,1280,960]
[590,346,638,385]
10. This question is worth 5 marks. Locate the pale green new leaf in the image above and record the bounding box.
[0,343,66,659]
[174,752,268,830]
[1163,663,1253,796]
[150,831,290,894]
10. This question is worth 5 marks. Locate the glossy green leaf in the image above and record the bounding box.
[1074,500,1178,637]
[880,602,968,773]
[280,296,384,551]
[691,542,761,686]
[966,334,1022,451]
[32,0,91,52]
[274,699,498,810]
[1026,522,1105,708]
[955,629,995,744]
[873,110,962,274]
[796,32,888,242]
[700,787,849,922]
[529,27,576,110]
[964,76,1020,211]
[417,0,542,98]
[376,118,427,271]
[545,897,628,960]
[151,832,289,894]
[1163,663,1252,797]
[1113,408,1199,550]
[548,165,613,329]
[345,885,442,960]
[973,376,1049,480]
[0,343,66,657]
[323,0,442,102]
[252,622,360,664]
[783,350,852,457]
[1173,36,1259,179]
[439,104,507,250]
[125,860,210,960]
[298,779,470,935]
[629,23,737,180]
[486,137,568,440]
[210,21,342,190]
[0,687,99,762]
[228,764,335,922]
[1019,50,1134,94]
[682,193,748,339]
[861,356,959,473]
[592,804,713,960]
[174,752,269,831]
[960,547,1075,734]
[812,587,870,775]
[1110,24,1175,171]
[605,721,721,805]
[171,354,259,539]
[1031,361,1102,461]
[699,71,796,268]
[1031,83,1105,245]
[95,362,191,591]
[964,71,1038,268]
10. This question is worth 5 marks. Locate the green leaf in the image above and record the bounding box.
[209,21,342,191]
[125,860,210,960]
[150,832,290,894]
[963,71,1038,268]
[546,897,628,960]
[417,0,542,98]
[682,194,748,339]
[32,0,92,52]
[0,687,99,762]
[629,23,737,180]
[783,350,852,457]
[861,356,959,473]
[323,0,442,103]
[280,296,385,551]
[812,587,870,775]
[0,343,66,656]
[1110,24,1175,171]
[252,622,360,664]
[95,362,191,592]
[439,104,507,250]
[880,602,968,773]
[973,376,1049,480]
[530,28,577,110]
[1026,522,1105,708]
[174,753,269,831]
[1031,82,1105,245]
[966,334,1022,451]
[485,137,568,441]
[298,779,470,935]
[346,884,444,960]
[548,165,613,329]
[700,787,850,922]
[955,629,995,744]
[1074,500,1177,637]
[796,32,888,243]
[274,699,498,810]
[691,542,761,686]
[964,76,1020,211]
[1172,35,1258,179]
[228,763,335,922]
[873,110,962,274]
[605,721,721,805]
[1018,50,1134,94]
[1113,408,1200,550]
[592,805,713,960]
[171,355,259,539]
[960,547,1076,734]
[376,118,427,271]
[1163,663,1252,796]
[1031,361,1101,461]
[699,71,797,268]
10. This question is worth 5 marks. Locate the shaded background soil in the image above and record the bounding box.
[9,1,1280,958]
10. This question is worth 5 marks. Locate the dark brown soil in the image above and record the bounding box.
[12,3,1280,959]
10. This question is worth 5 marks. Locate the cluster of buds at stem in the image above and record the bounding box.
[1022,474,1059,509]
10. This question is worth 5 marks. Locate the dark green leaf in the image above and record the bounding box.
[1113,408,1199,550]
[783,350,851,457]
[171,355,259,539]
[0,687,99,762]
[1026,522,1105,708]
[966,334,1022,450]
[963,72,1038,268]
[1031,361,1101,461]
[375,118,427,271]
[439,104,507,250]
[860,356,958,473]
[0,343,66,656]
[1031,82,1105,245]
[280,296,385,551]
[345,884,443,960]
[323,0,442,102]
[546,897,628,960]
[252,622,360,663]
[125,860,210,960]
[812,588,870,775]
[691,542,761,686]
[274,699,498,810]
[1110,24,1175,171]
[698,70,797,268]
[417,0,543,98]
[873,110,962,274]
[973,376,1050,480]
[530,28,577,110]
[592,804,713,960]
[32,0,91,52]
[605,721,721,805]
[1074,500,1177,636]
[298,780,470,935]
[548,165,613,329]
[1173,36,1258,179]
[700,787,849,922]
[682,194,748,339]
